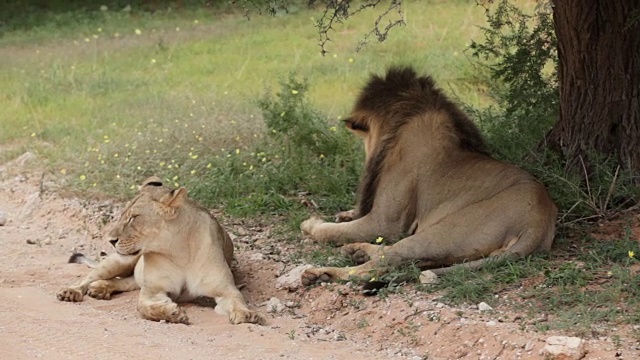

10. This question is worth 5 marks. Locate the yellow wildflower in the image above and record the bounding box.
[375,237,384,244]
[629,251,635,259]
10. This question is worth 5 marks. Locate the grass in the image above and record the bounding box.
[0,0,491,213]
[419,230,640,336]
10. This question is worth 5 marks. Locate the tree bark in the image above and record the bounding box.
[548,0,640,173]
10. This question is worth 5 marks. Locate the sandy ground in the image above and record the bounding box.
[1,153,639,360]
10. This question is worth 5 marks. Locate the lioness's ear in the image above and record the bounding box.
[139,176,163,191]
[162,187,187,208]
[154,188,187,219]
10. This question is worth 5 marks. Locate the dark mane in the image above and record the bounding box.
[354,66,490,217]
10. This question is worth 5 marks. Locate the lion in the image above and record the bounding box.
[300,66,557,286]
[57,176,265,325]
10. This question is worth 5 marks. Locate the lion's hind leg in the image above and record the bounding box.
[137,289,189,324]
[213,289,266,325]
[194,271,265,325]
[302,233,437,286]
[301,261,378,286]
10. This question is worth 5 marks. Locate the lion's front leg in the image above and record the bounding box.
[57,253,139,302]
[301,214,396,246]
[87,276,139,300]
[137,288,189,324]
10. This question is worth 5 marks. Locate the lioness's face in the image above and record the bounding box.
[108,194,164,256]
[107,180,186,256]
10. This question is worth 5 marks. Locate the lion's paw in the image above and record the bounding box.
[56,288,84,302]
[300,216,324,237]
[87,280,113,300]
[301,269,334,287]
[230,309,265,325]
[334,210,355,223]
[342,244,371,265]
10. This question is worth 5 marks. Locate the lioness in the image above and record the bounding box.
[57,177,264,325]
[301,66,557,286]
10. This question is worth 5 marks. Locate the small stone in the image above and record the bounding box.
[26,239,38,245]
[524,341,535,351]
[264,297,285,313]
[486,321,497,327]
[419,270,439,284]
[542,336,585,360]
[0,212,7,226]
[478,302,493,312]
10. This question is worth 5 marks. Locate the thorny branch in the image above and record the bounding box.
[232,0,405,54]
[311,0,405,55]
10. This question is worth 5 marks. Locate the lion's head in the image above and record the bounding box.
[108,177,187,256]
[344,66,490,218]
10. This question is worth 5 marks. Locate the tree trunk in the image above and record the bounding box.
[548,0,640,173]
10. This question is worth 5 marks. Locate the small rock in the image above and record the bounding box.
[419,270,439,284]
[541,336,585,360]
[524,341,535,351]
[486,321,497,327]
[248,253,264,261]
[0,212,7,226]
[18,192,41,221]
[15,152,36,167]
[276,264,314,291]
[26,239,38,245]
[264,297,285,313]
[478,302,493,312]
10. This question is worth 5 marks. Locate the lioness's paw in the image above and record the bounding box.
[57,288,83,302]
[342,244,371,265]
[301,216,324,237]
[335,210,355,223]
[166,305,190,324]
[230,309,265,325]
[87,280,113,300]
[301,269,334,287]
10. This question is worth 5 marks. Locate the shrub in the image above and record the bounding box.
[190,73,362,218]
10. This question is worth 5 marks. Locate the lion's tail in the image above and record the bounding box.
[67,252,100,268]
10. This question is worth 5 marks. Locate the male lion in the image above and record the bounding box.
[301,66,557,286]
[57,177,264,325]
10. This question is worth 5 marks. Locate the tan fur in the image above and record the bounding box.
[57,177,264,325]
[300,67,557,286]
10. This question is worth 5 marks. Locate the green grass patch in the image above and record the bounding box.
[1,0,489,217]
[422,231,640,336]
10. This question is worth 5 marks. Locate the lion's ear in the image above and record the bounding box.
[344,117,369,133]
